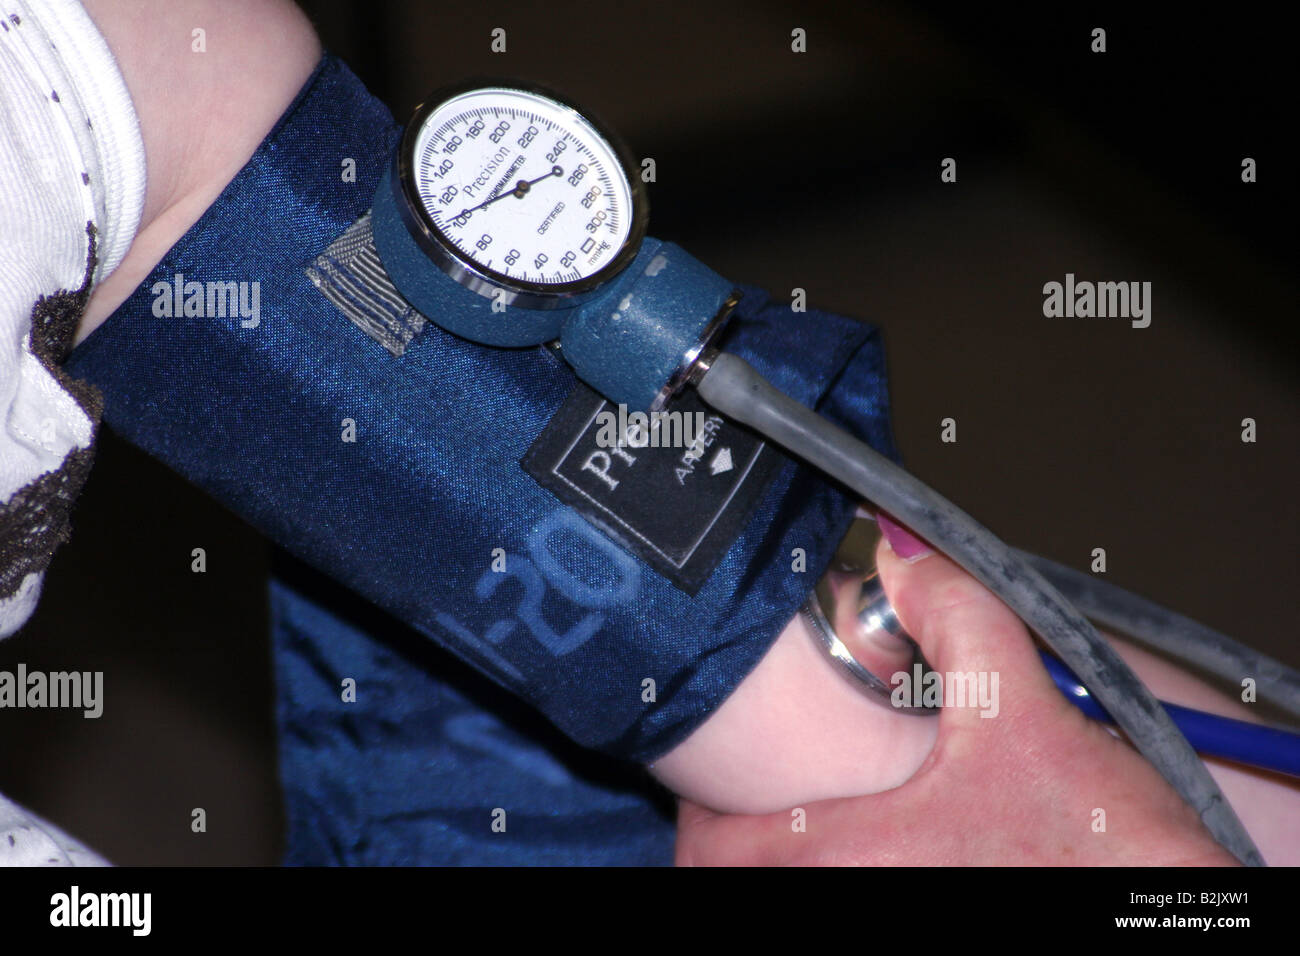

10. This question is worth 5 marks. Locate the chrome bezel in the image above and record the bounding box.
[392,78,650,311]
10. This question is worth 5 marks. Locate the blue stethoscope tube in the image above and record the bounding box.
[1039,651,1300,778]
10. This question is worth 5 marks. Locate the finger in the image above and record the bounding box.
[874,513,1073,730]
[673,799,712,866]
[675,798,717,832]
[674,799,806,866]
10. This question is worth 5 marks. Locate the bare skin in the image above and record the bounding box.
[73,0,1298,865]
[78,0,321,344]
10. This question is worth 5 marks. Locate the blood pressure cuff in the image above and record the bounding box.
[64,54,902,766]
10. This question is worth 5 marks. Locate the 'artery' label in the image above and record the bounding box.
[523,381,781,594]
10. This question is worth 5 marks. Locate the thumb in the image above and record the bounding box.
[873,513,1072,732]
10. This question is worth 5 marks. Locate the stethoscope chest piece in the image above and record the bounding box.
[802,515,939,714]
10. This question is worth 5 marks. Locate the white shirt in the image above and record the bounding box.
[0,0,146,866]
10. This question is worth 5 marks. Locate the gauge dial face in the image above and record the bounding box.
[406,85,640,295]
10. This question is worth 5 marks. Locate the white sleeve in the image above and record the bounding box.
[0,0,146,637]
[0,0,144,868]
[0,792,109,866]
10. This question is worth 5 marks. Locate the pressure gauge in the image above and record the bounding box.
[370,77,739,412]
[378,80,648,322]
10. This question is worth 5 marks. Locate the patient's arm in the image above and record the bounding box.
[76,1,943,812]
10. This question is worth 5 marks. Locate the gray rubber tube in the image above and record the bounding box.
[698,351,1263,866]
[1014,549,1300,721]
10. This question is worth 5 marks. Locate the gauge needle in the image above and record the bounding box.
[456,165,563,219]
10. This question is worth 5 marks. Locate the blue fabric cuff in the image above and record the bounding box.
[65,53,901,764]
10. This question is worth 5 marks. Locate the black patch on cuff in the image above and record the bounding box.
[523,381,781,595]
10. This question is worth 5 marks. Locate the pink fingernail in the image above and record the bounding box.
[878,513,933,562]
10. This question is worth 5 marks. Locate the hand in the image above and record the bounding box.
[675,520,1238,866]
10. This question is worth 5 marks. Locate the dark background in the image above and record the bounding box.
[1,1,1294,864]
